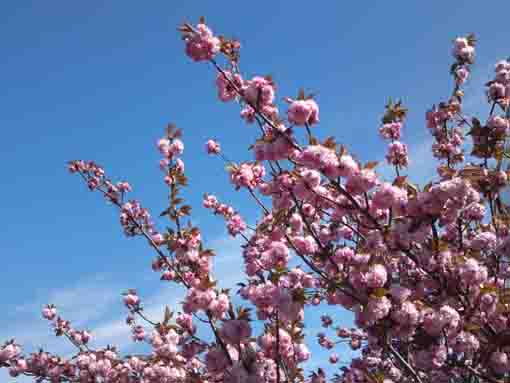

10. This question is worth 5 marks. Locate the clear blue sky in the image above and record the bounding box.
[2,1,510,380]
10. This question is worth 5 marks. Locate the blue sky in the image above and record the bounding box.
[2,1,510,380]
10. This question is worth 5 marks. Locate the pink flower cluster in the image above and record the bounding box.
[41,305,92,350]
[452,36,475,64]
[15,21,510,383]
[379,122,402,140]
[243,76,275,108]
[286,97,320,126]
[378,107,408,171]
[68,160,132,203]
[385,141,409,167]
[488,59,510,104]
[216,71,243,102]
[253,124,294,161]
[296,144,359,179]
[229,162,266,190]
[183,22,221,62]
[205,139,221,155]
[120,200,155,237]
[203,194,247,237]
[157,137,184,160]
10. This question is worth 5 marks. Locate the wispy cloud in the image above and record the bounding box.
[90,284,186,351]
[0,274,125,381]
[90,234,245,351]
[0,232,253,383]
[1,274,120,350]
[0,234,246,358]
[15,273,118,324]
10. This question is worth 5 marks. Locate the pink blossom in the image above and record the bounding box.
[240,106,256,123]
[470,231,497,251]
[205,346,231,372]
[321,315,333,328]
[306,98,320,125]
[216,71,243,102]
[205,139,221,154]
[203,194,218,208]
[346,168,379,194]
[261,241,290,268]
[297,145,340,178]
[229,162,265,190]
[123,293,140,308]
[253,134,293,161]
[220,320,252,344]
[372,182,407,211]
[379,122,402,140]
[132,325,146,342]
[176,313,195,333]
[452,36,475,63]
[209,293,230,319]
[337,155,359,177]
[462,202,486,221]
[415,345,447,370]
[289,213,303,232]
[184,23,221,62]
[0,344,20,363]
[175,158,185,173]
[169,139,184,157]
[488,115,510,135]
[42,305,57,320]
[489,82,506,101]
[293,235,318,255]
[287,98,320,126]
[293,343,310,362]
[490,352,510,375]
[243,76,275,106]
[366,264,388,289]
[385,141,409,167]
[458,258,488,286]
[455,66,470,85]
[453,331,480,353]
[287,99,312,125]
[389,286,412,303]
[226,214,247,237]
[364,296,391,326]
[391,301,420,326]
[117,181,132,193]
[9,358,28,377]
[81,330,91,344]
[332,246,354,265]
[151,232,165,246]
[423,305,460,336]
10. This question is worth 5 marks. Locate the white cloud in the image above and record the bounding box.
[1,274,120,350]
[0,274,125,381]
[0,233,248,382]
[90,283,185,350]
[87,234,245,351]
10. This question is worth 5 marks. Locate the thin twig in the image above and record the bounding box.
[388,343,423,383]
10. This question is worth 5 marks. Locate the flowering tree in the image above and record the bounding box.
[3,17,510,383]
